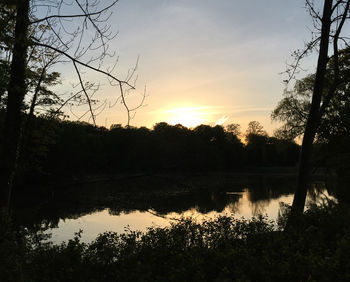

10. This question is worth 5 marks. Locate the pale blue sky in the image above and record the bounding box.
[56,0,319,133]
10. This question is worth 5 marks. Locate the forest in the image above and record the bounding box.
[1,0,350,281]
[0,115,301,186]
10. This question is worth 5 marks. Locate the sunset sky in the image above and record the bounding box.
[57,0,320,134]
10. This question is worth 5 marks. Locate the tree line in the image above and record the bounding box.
[6,116,300,186]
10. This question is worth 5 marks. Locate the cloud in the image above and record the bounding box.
[215,116,229,126]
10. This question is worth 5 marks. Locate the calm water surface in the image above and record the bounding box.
[49,190,296,243]
[13,173,335,244]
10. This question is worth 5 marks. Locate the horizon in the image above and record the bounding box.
[51,0,320,135]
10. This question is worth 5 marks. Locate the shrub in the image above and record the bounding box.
[1,203,350,281]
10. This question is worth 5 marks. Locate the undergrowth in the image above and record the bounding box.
[1,201,350,282]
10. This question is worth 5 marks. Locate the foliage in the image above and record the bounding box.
[20,119,299,184]
[272,47,350,177]
[0,11,63,116]
[272,78,312,140]
[1,202,350,281]
[272,47,350,142]
[245,135,299,166]
[0,4,14,108]
[225,123,241,137]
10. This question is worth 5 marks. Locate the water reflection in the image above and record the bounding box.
[11,173,336,243]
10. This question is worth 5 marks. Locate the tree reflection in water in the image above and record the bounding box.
[10,173,336,243]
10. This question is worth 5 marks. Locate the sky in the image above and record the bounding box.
[54,0,320,134]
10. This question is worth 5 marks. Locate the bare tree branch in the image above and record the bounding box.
[31,40,135,89]
[72,60,96,125]
[30,0,119,24]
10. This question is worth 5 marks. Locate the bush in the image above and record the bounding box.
[1,203,350,281]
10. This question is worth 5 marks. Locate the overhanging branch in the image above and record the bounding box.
[30,1,119,24]
[31,40,135,89]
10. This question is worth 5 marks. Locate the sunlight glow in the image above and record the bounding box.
[165,107,212,127]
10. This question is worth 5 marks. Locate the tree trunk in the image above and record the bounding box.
[291,0,333,214]
[29,68,45,118]
[0,0,30,211]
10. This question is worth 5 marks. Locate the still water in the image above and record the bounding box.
[13,173,335,244]
[49,190,294,243]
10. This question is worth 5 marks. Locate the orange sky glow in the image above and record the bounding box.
[53,0,321,135]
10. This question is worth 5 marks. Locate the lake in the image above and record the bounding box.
[11,172,336,244]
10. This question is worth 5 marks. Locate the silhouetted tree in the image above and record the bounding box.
[284,0,350,214]
[245,121,267,140]
[0,0,143,211]
[226,123,241,137]
[0,0,30,210]
[273,47,350,142]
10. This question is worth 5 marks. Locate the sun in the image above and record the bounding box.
[166,107,211,128]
